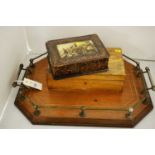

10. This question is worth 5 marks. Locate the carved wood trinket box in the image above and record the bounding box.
[46,34,109,79]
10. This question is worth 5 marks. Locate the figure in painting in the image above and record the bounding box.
[57,40,98,59]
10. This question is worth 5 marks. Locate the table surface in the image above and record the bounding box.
[0,55,155,129]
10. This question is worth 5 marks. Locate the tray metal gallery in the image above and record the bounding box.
[12,51,154,127]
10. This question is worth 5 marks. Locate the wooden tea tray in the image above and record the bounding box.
[13,53,154,127]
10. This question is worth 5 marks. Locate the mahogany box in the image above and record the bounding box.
[46,34,109,79]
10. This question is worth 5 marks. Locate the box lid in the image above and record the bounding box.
[46,34,109,67]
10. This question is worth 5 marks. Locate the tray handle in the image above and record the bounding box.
[12,52,48,88]
[143,67,155,91]
[12,64,29,87]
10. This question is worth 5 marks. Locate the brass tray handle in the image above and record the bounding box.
[12,52,48,88]
[144,67,155,91]
[123,54,155,92]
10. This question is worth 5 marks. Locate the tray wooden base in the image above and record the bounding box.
[14,58,153,127]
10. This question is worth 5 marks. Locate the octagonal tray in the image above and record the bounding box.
[13,54,154,127]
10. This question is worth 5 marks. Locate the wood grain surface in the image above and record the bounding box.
[14,54,153,127]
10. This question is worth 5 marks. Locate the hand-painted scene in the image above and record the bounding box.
[57,40,98,59]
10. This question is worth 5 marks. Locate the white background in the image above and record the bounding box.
[0,0,155,155]
[0,27,27,115]
[26,26,155,59]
